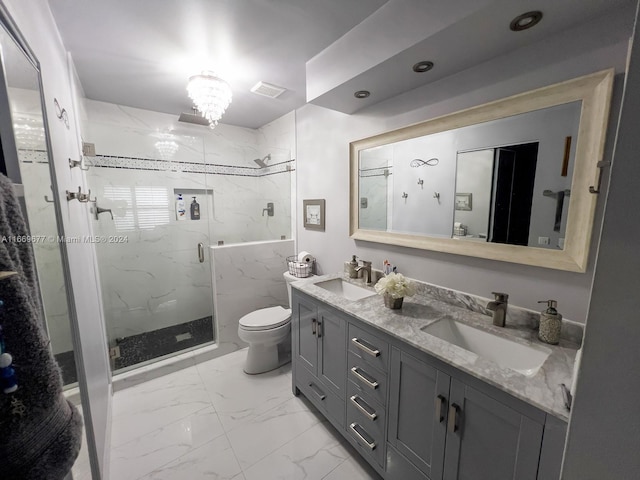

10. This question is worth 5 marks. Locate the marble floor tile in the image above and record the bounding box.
[139,434,242,480]
[109,347,374,480]
[111,365,212,447]
[110,406,224,480]
[242,421,350,480]
[322,456,382,480]
[226,396,323,470]
[194,348,248,379]
[200,357,293,433]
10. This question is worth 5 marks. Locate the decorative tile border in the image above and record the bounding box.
[86,154,294,177]
[17,149,49,163]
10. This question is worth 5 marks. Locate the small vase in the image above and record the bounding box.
[383,293,403,309]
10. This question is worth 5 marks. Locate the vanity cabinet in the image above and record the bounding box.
[387,347,544,480]
[291,289,566,480]
[292,293,347,427]
[387,348,449,480]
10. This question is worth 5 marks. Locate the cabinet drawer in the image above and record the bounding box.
[348,351,387,406]
[295,363,345,428]
[347,418,385,468]
[347,381,385,441]
[349,323,389,373]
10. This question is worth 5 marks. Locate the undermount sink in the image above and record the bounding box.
[421,318,551,377]
[315,278,376,301]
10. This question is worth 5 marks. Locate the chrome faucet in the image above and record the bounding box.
[354,260,373,285]
[487,292,509,327]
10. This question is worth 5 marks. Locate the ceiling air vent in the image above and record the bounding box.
[250,81,286,98]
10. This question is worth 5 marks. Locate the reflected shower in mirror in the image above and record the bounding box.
[0,22,77,385]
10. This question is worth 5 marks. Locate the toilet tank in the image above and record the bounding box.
[283,271,300,308]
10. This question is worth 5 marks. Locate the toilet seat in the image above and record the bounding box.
[239,306,291,331]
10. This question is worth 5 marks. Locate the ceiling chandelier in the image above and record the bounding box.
[186,71,232,128]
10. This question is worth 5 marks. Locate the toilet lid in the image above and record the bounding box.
[239,306,291,331]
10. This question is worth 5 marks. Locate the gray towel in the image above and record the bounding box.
[0,173,82,480]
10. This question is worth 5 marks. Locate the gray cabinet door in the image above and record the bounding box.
[388,348,449,480]
[317,308,347,398]
[443,379,543,480]
[294,294,318,373]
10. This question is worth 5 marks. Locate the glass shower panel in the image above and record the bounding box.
[204,145,293,245]
[84,128,216,372]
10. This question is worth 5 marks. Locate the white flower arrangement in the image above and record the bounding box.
[374,272,416,299]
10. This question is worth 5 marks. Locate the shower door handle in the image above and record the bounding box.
[197,243,205,263]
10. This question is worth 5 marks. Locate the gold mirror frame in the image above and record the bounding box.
[350,69,614,272]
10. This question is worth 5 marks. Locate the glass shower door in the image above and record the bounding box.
[84,128,216,372]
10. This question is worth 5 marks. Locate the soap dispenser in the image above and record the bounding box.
[348,255,358,278]
[537,299,562,344]
[190,196,201,220]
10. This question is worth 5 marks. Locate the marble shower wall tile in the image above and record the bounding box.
[83,99,295,342]
[212,239,295,347]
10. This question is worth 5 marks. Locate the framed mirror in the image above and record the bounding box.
[350,70,614,272]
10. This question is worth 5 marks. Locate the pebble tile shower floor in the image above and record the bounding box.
[106,348,381,479]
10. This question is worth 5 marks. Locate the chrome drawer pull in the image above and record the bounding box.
[350,366,379,389]
[351,337,380,357]
[350,395,377,420]
[308,382,326,401]
[350,423,376,450]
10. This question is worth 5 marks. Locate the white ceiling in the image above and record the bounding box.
[48,0,634,130]
[47,0,388,129]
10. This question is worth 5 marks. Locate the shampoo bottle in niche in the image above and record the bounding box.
[537,299,562,344]
[175,194,186,221]
[190,196,200,220]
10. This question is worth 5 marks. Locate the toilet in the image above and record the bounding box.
[237,271,300,374]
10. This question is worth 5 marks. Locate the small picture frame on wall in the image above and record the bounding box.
[455,193,472,211]
[303,199,325,231]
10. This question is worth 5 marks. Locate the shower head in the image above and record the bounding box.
[254,154,271,168]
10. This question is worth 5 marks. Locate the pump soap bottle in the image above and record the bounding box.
[537,299,562,344]
[348,255,358,278]
[190,196,201,220]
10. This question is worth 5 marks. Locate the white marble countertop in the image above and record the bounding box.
[291,272,579,421]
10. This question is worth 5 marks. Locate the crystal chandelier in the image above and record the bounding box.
[186,71,232,128]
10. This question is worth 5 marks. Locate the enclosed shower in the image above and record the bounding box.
[82,104,294,373]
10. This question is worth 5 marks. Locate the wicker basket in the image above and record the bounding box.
[287,255,314,278]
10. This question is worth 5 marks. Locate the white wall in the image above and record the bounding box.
[390,133,455,236]
[562,2,640,476]
[454,149,493,238]
[2,1,112,478]
[296,9,631,323]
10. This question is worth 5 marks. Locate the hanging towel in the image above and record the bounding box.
[0,173,82,480]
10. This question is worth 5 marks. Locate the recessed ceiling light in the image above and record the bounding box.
[510,11,543,31]
[354,90,370,99]
[412,61,434,73]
